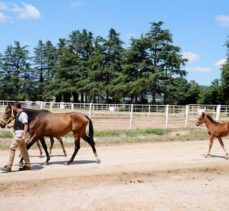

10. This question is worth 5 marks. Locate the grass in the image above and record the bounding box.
[0,131,13,139]
[94,128,169,137]
[0,127,209,150]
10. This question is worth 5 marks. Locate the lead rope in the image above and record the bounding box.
[8,108,15,137]
[9,129,15,137]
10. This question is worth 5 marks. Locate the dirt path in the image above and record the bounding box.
[1,140,229,211]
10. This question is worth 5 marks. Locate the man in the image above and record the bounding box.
[1,102,31,172]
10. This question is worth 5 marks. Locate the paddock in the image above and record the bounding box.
[1,140,229,211]
[0,102,229,210]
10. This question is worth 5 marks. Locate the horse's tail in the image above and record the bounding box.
[85,115,94,142]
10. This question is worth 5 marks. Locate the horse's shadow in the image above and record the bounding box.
[201,154,227,159]
[31,164,45,171]
[29,154,66,158]
[48,160,97,165]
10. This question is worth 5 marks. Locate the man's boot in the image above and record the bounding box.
[1,148,16,172]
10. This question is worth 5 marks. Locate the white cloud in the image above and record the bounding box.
[0,11,7,22]
[215,15,229,27]
[0,2,41,22]
[71,0,86,7]
[182,52,200,64]
[17,3,41,19]
[187,66,211,73]
[10,3,41,19]
[214,58,226,68]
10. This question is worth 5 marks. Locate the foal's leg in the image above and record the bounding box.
[49,137,54,155]
[217,137,229,159]
[65,132,80,165]
[205,135,214,158]
[82,134,100,163]
[36,140,43,158]
[56,137,67,156]
[39,137,50,165]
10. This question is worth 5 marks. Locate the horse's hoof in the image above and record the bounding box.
[226,157,229,160]
[96,159,101,164]
[44,162,49,165]
[65,161,70,165]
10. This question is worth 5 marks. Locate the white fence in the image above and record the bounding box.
[0,100,228,130]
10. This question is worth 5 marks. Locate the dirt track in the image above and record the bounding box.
[1,140,229,211]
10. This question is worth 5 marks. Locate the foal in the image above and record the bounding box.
[196,112,229,159]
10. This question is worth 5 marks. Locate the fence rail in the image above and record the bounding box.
[0,100,228,130]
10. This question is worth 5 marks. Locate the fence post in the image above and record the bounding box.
[165,104,169,128]
[185,105,189,127]
[71,103,74,111]
[50,102,53,111]
[216,104,221,121]
[88,103,93,118]
[129,104,134,130]
[40,101,43,109]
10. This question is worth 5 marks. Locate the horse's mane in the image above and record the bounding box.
[22,108,50,123]
[206,114,219,124]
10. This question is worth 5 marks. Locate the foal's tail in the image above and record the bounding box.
[85,116,94,141]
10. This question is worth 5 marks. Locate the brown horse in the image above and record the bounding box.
[1,104,100,165]
[0,105,67,161]
[28,111,101,165]
[196,112,229,159]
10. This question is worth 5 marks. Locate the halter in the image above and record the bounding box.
[0,107,15,126]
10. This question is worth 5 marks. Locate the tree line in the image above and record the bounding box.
[0,22,228,104]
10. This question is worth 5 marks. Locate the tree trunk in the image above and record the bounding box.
[73,92,79,103]
[55,94,62,102]
[80,93,84,103]
[152,84,157,104]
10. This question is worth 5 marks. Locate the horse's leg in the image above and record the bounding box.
[65,132,80,165]
[49,137,54,155]
[39,137,50,165]
[36,140,43,158]
[217,137,229,159]
[82,134,100,163]
[56,137,67,156]
[205,135,214,158]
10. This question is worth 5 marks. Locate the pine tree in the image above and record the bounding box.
[122,36,149,103]
[103,28,124,102]
[0,41,31,100]
[221,37,229,104]
[145,22,187,104]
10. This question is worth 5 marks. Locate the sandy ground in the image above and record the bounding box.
[1,140,229,211]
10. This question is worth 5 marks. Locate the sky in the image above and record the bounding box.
[0,0,229,86]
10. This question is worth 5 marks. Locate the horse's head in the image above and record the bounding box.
[0,104,15,128]
[196,112,206,126]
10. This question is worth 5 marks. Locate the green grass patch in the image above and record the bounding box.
[62,128,169,138]
[94,128,170,137]
[0,127,210,150]
[0,131,13,139]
